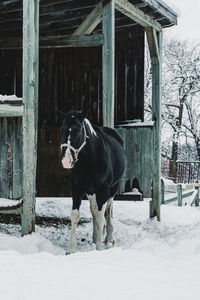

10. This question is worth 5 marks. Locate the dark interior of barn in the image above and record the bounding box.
[0,0,177,198]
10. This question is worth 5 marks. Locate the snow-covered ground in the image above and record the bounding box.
[0,198,200,300]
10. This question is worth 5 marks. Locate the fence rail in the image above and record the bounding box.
[161,160,200,183]
[161,179,200,207]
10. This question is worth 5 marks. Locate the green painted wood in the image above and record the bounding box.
[21,0,39,236]
[0,103,24,117]
[164,190,193,205]
[116,125,153,197]
[160,178,165,204]
[0,118,22,200]
[0,199,23,214]
[0,119,9,198]
[195,186,199,207]
[177,184,182,206]
[12,118,22,199]
[102,0,115,128]
[149,31,162,221]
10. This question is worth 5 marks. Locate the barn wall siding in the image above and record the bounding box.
[116,126,153,198]
[0,31,144,197]
[0,117,22,199]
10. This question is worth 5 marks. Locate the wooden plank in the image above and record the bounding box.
[150,31,162,221]
[0,104,24,117]
[0,34,104,49]
[195,186,199,207]
[0,199,23,214]
[12,118,23,199]
[72,2,104,36]
[160,178,165,204]
[102,0,115,128]
[21,0,39,236]
[146,27,160,61]
[142,0,177,26]
[177,184,182,206]
[115,0,162,32]
[164,190,193,205]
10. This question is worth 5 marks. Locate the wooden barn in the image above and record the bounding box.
[0,0,177,234]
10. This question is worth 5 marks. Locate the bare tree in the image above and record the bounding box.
[144,38,200,164]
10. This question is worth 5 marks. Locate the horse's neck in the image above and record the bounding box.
[81,121,99,160]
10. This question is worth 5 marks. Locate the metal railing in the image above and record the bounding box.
[161,160,200,183]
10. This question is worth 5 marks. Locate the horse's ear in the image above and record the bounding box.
[55,109,68,123]
[76,111,86,123]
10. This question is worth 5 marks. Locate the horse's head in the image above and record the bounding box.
[60,111,86,169]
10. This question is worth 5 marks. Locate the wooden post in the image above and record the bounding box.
[102,0,115,128]
[160,178,165,204]
[177,184,182,207]
[195,185,199,207]
[21,0,39,236]
[147,29,162,221]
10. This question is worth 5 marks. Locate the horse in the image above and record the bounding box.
[60,110,126,253]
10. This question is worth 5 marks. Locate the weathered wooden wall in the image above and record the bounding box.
[0,31,144,197]
[0,117,22,199]
[116,124,153,197]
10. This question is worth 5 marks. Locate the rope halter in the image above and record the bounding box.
[60,124,89,163]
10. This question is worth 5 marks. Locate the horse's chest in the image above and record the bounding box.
[73,169,103,193]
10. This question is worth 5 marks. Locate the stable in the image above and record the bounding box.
[0,0,177,235]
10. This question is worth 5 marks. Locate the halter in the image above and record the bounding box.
[60,124,89,163]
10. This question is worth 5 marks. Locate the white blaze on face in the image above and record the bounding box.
[61,130,73,169]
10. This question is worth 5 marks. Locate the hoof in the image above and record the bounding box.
[104,239,115,246]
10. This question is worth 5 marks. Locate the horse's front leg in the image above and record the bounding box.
[67,187,82,254]
[87,194,98,244]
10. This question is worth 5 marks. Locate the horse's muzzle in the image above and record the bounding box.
[62,155,73,169]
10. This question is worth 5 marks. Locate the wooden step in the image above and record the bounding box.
[0,198,23,214]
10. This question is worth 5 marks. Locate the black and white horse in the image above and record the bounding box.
[60,111,126,253]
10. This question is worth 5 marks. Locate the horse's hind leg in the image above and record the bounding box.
[104,197,114,244]
[95,203,107,250]
[104,183,119,245]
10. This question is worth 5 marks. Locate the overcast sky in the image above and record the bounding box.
[163,0,200,42]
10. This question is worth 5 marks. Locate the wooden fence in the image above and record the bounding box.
[161,179,200,207]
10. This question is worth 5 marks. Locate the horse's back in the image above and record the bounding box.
[95,126,124,148]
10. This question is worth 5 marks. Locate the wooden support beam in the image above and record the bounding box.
[0,34,104,49]
[102,0,115,128]
[149,30,162,221]
[72,2,105,36]
[146,27,160,61]
[115,0,162,32]
[21,0,39,236]
[0,104,24,117]
[141,0,177,26]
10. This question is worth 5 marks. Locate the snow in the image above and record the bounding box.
[0,94,21,102]
[116,121,154,127]
[0,198,22,207]
[0,198,200,299]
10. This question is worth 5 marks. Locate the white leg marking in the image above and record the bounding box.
[87,194,98,244]
[105,197,114,244]
[96,203,107,250]
[68,209,80,253]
